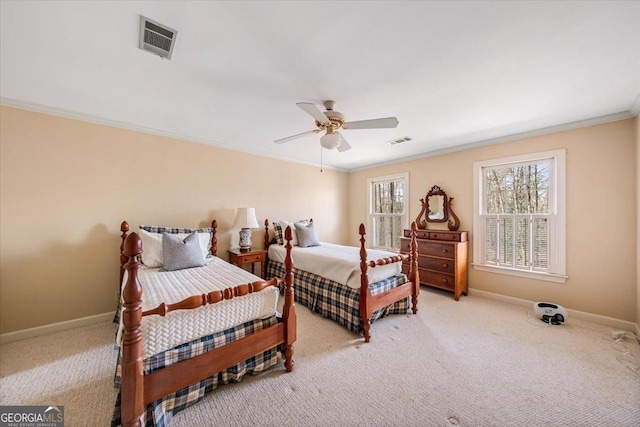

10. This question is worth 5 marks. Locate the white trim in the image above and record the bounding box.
[0,97,347,172]
[629,90,640,117]
[0,312,114,344]
[470,289,638,332]
[351,111,632,172]
[367,172,409,250]
[472,263,568,284]
[472,149,566,281]
[2,96,632,174]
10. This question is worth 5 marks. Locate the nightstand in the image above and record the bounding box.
[227,248,267,278]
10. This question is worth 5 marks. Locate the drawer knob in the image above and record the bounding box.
[442,249,448,253]
[442,263,448,268]
[442,278,448,284]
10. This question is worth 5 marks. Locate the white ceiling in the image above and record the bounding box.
[2,1,639,171]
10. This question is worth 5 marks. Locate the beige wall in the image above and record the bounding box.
[349,119,637,322]
[1,106,637,334]
[0,106,349,334]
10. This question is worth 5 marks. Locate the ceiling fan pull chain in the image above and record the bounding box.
[320,144,323,172]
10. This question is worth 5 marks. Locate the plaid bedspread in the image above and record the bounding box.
[112,316,279,427]
[267,261,409,335]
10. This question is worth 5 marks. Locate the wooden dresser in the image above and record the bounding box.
[400,229,468,301]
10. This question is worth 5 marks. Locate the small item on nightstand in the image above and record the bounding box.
[232,207,260,251]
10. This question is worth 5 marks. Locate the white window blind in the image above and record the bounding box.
[367,173,409,251]
[473,150,566,283]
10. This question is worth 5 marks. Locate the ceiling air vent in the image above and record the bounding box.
[388,136,412,146]
[139,16,178,60]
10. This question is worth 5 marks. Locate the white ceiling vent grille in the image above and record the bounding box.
[388,136,412,146]
[139,16,178,60]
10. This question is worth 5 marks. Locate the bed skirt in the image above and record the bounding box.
[267,260,409,334]
[112,316,279,427]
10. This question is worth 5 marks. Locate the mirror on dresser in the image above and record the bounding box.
[416,185,460,231]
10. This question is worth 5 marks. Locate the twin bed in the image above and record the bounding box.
[114,221,295,427]
[113,218,418,426]
[265,219,419,342]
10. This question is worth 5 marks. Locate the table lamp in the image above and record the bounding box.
[232,207,259,251]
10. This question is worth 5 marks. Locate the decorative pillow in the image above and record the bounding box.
[295,221,320,248]
[273,222,284,245]
[138,228,165,268]
[282,219,309,246]
[274,219,309,245]
[138,225,212,267]
[162,232,206,271]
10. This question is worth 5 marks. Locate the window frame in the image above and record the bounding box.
[367,172,409,252]
[472,149,567,283]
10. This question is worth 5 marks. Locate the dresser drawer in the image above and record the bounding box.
[400,238,455,259]
[428,231,461,242]
[241,253,265,263]
[403,229,467,242]
[403,229,430,239]
[402,256,454,274]
[418,241,455,259]
[421,270,455,290]
[417,255,455,274]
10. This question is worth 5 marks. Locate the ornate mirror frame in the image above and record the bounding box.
[416,185,460,231]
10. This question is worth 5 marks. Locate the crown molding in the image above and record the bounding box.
[0,97,347,173]
[350,111,634,172]
[630,90,640,117]
[2,97,633,174]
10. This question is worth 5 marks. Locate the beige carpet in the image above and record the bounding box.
[1,289,639,426]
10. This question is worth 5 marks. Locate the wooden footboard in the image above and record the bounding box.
[118,221,296,427]
[262,218,418,343]
[359,222,419,343]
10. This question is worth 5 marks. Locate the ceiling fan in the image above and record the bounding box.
[274,101,399,152]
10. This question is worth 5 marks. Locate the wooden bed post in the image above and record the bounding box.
[282,226,296,371]
[264,219,270,250]
[119,221,129,290]
[210,220,218,256]
[121,233,144,427]
[359,223,372,343]
[410,222,420,314]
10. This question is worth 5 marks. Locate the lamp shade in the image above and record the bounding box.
[232,207,259,229]
[320,132,341,150]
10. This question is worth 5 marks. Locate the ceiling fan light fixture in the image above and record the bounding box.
[320,132,341,150]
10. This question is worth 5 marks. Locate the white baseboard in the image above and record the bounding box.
[0,312,114,344]
[470,289,638,332]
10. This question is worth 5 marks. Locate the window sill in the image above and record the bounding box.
[471,264,568,284]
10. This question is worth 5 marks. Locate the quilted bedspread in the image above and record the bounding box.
[268,242,401,289]
[117,256,279,359]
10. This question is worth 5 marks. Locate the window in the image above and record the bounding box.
[473,150,567,283]
[368,173,409,251]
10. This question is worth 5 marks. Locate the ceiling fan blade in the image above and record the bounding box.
[296,102,331,125]
[274,129,318,144]
[343,117,399,130]
[336,134,352,152]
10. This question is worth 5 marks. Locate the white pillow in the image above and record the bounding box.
[280,219,309,246]
[138,228,210,268]
[139,229,164,267]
